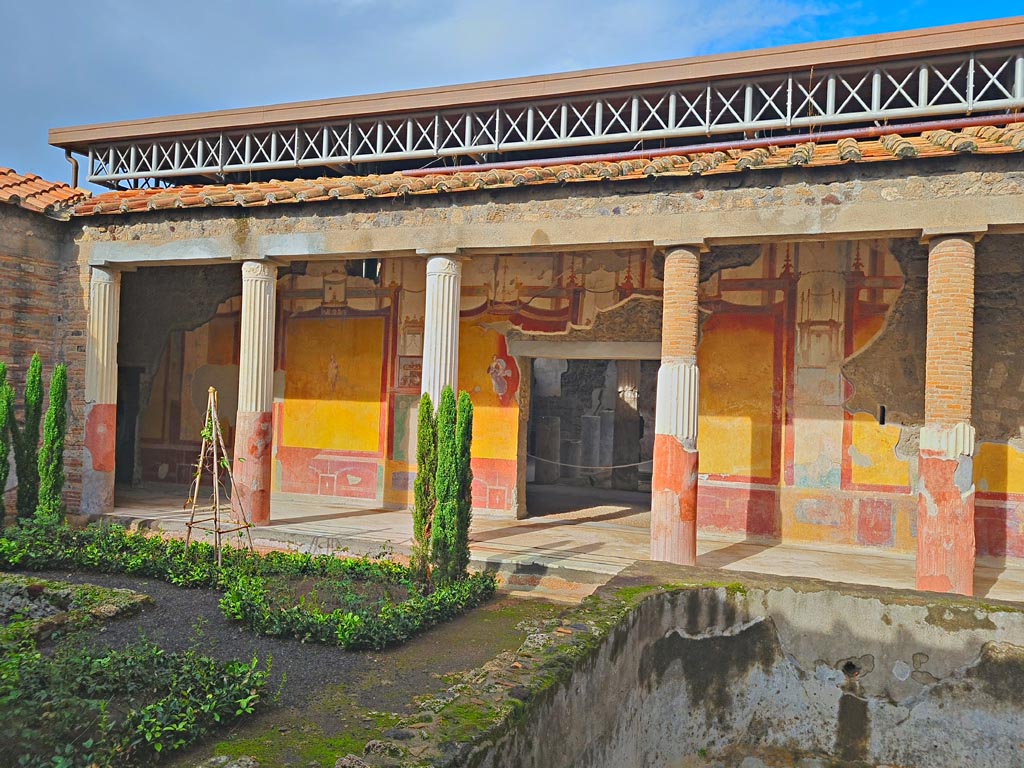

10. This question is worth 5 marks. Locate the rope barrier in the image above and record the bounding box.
[526,453,653,471]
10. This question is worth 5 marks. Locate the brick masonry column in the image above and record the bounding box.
[81,266,121,516]
[420,255,462,405]
[918,235,976,595]
[232,260,277,526]
[651,246,701,565]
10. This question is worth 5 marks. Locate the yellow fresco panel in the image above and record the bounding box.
[697,314,775,479]
[457,320,519,462]
[849,412,909,488]
[975,442,1024,495]
[282,316,385,453]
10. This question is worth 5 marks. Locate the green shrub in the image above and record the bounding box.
[36,363,68,526]
[8,354,44,520]
[0,364,12,522]
[431,387,460,584]
[0,638,269,767]
[455,390,474,577]
[411,393,437,582]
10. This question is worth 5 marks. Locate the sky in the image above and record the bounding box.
[3,0,1021,188]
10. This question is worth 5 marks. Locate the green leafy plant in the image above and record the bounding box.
[413,386,476,586]
[411,393,437,582]
[0,637,269,767]
[0,364,12,523]
[8,354,44,520]
[36,364,68,526]
[431,387,460,585]
[455,390,474,577]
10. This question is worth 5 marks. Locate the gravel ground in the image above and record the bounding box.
[26,570,368,709]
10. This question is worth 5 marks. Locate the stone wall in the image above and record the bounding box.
[472,564,1024,768]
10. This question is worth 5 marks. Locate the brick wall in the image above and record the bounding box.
[925,236,975,425]
[0,205,83,511]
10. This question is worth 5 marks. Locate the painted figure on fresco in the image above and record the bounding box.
[487,356,512,398]
[327,353,340,393]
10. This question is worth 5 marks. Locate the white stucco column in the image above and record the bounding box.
[420,255,462,405]
[82,266,121,516]
[232,260,277,525]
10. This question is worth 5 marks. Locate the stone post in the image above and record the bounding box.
[82,266,121,516]
[232,260,277,526]
[421,255,462,405]
[651,246,701,565]
[917,235,977,595]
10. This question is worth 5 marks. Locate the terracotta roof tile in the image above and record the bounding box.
[0,168,89,216]
[71,125,1024,218]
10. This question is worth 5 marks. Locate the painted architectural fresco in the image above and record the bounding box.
[696,241,915,550]
[133,243,1024,559]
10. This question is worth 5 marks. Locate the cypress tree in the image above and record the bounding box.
[0,364,11,522]
[36,364,68,526]
[11,353,43,519]
[431,386,459,584]
[411,393,437,582]
[454,390,474,578]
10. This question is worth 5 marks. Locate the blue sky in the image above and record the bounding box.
[3,0,1020,188]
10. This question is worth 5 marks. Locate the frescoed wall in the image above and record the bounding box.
[132,241,1024,561]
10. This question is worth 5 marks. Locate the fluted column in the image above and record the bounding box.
[82,266,121,516]
[421,255,462,405]
[232,260,277,526]
[917,235,976,595]
[651,246,701,565]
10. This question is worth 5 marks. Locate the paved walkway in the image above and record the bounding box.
[108,484,1024,603]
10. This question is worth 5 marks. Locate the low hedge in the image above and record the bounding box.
[1,638,269,768]
[0,522,496,650]
[220,569,496,648]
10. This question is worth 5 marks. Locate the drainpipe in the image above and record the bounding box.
[402,112,1022,177]
[64,150,79,188]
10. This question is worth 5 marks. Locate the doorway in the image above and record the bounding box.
[525,357,658,518]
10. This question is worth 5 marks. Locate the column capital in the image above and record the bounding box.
[424,254,464,277]
[90,265,122,284]
[919,226,988,245]
[654,240,708,254]
[241,260,279,280]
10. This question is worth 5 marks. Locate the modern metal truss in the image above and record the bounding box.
[87,48,1024,187]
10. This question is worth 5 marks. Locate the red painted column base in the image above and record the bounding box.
[232,410,273,526]
[82,403,117,516]
[917,452,975,596]
[651,433,699,565]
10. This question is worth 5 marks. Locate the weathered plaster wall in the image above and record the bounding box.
[0,206,83,512]
[474,578,1024,768]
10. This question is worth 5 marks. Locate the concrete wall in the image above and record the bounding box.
[0,205,84,512]
[474,579,1024,767]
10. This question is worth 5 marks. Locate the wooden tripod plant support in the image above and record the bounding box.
[185,386,254,565]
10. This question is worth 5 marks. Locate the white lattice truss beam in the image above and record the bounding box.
[88,49,1024,187]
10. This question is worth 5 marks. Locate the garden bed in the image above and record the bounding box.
[1,637,270,768]
[0,522,497,650]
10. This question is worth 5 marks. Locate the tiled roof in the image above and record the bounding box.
[0,168,89,216]
[73,124,1024,217]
